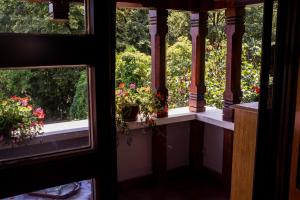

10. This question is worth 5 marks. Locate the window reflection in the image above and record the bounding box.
[2,179,93,200]
[0,0,85,34]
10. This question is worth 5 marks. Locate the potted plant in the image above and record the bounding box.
[118,84,164,123]
[116,82,140,123]
[136,86,163,125]
[0,96,45,144]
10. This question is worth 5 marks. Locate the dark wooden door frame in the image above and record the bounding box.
[253,0,300,199]
[0,0,117,199]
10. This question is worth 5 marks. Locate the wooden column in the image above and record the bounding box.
[149,9,168,184]
[189,11,208,112]
[149,9,168,118]
[49,1,70,20]
[223,7,245,122]
[221,8,245,195]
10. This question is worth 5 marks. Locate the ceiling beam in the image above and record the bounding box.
[116,0,263,11]
[26,0,263,11]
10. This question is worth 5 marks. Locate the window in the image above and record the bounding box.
[0,66,91,161]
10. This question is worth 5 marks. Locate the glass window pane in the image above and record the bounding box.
[0,0,85,34]
[2,179,93,200]
[0,66,91,161]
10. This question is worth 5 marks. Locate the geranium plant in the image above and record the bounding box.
[116,83,165,136]
[0,96,45,144]
[116,82,140,123]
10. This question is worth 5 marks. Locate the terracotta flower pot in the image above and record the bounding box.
[122,104,139,122]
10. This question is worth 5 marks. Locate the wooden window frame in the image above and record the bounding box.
[0,0,117,199]
[253,0,300,199]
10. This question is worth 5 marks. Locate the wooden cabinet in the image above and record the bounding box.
[230,102,258,200]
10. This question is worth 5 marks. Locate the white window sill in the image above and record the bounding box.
[125,106,234,131]
[43,119,89,136]
[0,106,234,162]
[0,106,233,147]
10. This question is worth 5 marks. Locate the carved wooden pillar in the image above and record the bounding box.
[189,11,208,112]
[149,9,168,118]
[223,7,245,122]
[49,1,70,20]
[149,9,168,184]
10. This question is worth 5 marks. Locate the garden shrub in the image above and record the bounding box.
[69,71,89,120]
[115,46,151,88]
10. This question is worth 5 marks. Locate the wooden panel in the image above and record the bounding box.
[0,34,95,67]
[222,129,233,195]
[230,105,258,200]
[289,65,300,200]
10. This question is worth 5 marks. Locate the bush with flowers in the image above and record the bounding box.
[0,96,45,144]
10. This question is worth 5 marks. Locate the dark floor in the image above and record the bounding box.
[118,172,229,200]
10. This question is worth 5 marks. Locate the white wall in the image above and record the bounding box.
[167,122,190,170]
[203,124,224,173]
[117,128,152,181]
[117,121,223,181]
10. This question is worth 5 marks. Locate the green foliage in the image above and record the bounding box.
[205,41,226,108]
[116,9,150,54]
[241,42,261,103]
[29,68,83,122]
[115,46,151,88]
[167,37,192,108]
[167,11,190,45]
[207,10,226,44]
[0,0,84,34]
[0,70,32,99]
[69,71,88,120]
[244,5,264,44]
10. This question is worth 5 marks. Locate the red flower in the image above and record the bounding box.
[11,96,19,101]
[33,107,45,119]
[11,96,30,106]
[252,86,260,94]
[20,97,29,106]
[119,82,125,89]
